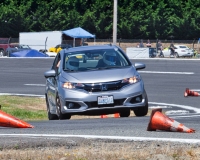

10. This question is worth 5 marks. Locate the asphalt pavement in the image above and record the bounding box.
[0,57,200,143]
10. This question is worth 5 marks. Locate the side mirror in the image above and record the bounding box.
[44,70,56,78]
[134,63,146,70]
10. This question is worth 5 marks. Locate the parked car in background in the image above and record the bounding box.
[44,51,57,57]
[162,45,194,58]
[44,45,148,120]
[0,38,14,56]
[49,44,72,53]
[6,44,31,57]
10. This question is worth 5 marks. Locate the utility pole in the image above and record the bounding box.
[113,0,117,45]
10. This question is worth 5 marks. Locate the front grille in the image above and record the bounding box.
[85,98,126,108]
[83,80,127,92]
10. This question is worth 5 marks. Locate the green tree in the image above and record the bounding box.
[0,0,200,39]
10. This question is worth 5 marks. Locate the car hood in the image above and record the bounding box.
[61,67,138,83]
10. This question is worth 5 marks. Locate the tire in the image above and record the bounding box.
[56,95,71,120]
[174,53,179,58]
[0,49,4,57]
[119,109,130,117]
[48,110,59,120]
[133,90,148,117]
[45,95,59,120]
[39,49,48,53]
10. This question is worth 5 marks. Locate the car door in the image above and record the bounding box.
[46,54,61,113]
[163,47,171,57]
[176,46,186,56]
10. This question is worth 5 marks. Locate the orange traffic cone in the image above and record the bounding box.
[147,108,195,133]
[114,113,120,118]
[184,88,200,97]
[0,110,34,128]
[101,115,108,118]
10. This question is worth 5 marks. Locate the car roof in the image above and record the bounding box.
[174,45,187,47]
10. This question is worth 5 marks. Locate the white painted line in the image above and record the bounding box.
[139,71,194,74]
[0,134,199,144]
[149,102,200,113]
[149,105,172,109]
[0,93,44,98]
[189,89,200,91]
[24,84,45,87]
[2,57,51,59]
[165,110,189,115]
[170,114,200,118]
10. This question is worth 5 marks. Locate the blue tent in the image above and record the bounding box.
[62,27,95,47]
[62,27,95,38]
[9,49,49,57]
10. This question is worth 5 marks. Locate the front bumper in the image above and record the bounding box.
[59,82,147,114]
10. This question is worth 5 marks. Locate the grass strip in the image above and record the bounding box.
[0,95,47,121]
[0,95,152,121]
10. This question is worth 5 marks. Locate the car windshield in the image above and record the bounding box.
[21,45,30,49]
[63,48,131,72]
[178,46,187,48]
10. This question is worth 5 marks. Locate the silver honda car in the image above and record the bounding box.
[44,44,148,120]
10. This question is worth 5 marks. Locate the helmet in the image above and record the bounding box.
[103,50,117,66]
[66,56,79,70]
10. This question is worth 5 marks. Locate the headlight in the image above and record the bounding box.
[62,82,84,89]
[122,75,141,84]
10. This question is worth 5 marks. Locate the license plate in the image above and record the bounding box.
[98,95,114,105]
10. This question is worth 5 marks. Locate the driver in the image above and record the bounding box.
[103,51,117,66]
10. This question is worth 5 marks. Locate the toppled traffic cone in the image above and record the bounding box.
[147,108,195,133]
[101,115,108,118]
[184,88,200,97]
[114,113,120,118]
[0,110,34,128]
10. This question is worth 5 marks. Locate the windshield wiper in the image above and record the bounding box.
[85,67,97,70]
[64,68,78,72]
[108,66,121,68]
[96,66,121,70]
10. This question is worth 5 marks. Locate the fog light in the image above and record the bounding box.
[130,95,142,104]
[66,102,81,109]
[68,103,74,109]
[135,97,141,102]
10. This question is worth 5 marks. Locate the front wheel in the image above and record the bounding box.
[56,95,71,120]
[45,95,59,120]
